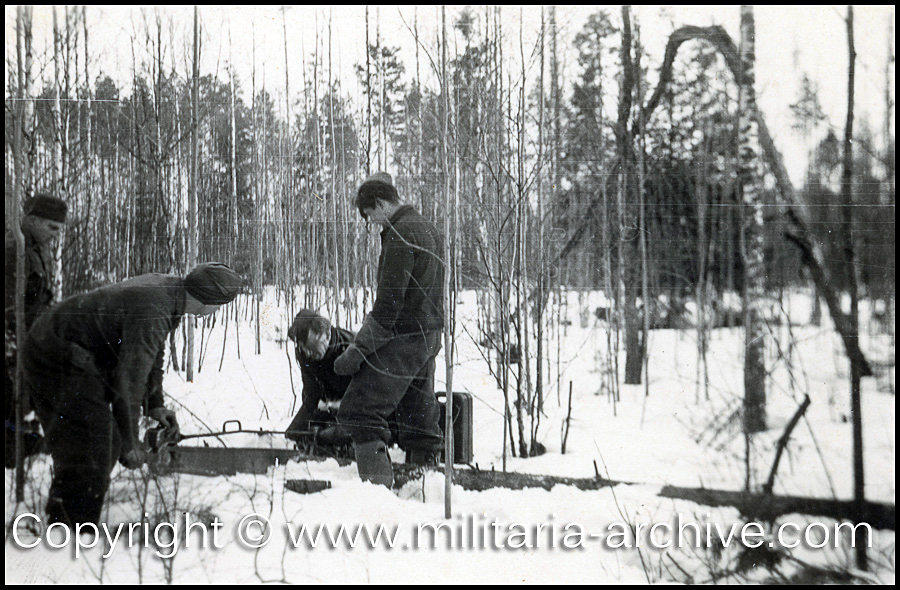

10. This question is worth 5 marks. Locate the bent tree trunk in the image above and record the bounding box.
[549,15,873,385]
[631,23,874,383]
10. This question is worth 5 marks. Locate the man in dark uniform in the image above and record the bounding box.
[334,172,444,487]
[22,262,243,527]
[283,309,354,445]
[5,193,68,468]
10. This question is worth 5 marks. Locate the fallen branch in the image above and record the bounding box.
[392,465,895,530]
[658,485,894,531]
[393,465,620,492]
[762,394,812,495]
[561,381,573,454]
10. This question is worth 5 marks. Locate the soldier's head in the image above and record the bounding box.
[22,193,67,244]
[354,172,401,227]
[288,309,332,361]
[183,262,244,316]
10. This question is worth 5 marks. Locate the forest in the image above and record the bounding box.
[5,5,896,584]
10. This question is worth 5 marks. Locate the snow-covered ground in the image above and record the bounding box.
[5,290,895,584]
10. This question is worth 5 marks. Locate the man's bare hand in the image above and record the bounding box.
[119,448,147,469]
[149,407,179,431]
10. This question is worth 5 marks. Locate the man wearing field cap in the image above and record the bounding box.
[22,262,244,527]
[5,192,68,468]
[334,172,445,487]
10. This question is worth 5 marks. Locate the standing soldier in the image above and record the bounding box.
[334,172,444,487]
[5,193,68,468]
[22,262,243,527]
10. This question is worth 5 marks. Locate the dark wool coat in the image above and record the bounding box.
[369,205,444,334]
[337,205,444,451]
[6,227,57,449]
[24,274,185,449]
[5,228,55,333]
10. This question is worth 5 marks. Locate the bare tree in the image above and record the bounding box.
[11,5,35,501]
[737,6,767,434]
[839,5,866,571]
[51,8,64,194]
[634,19,651,400]
[186,6,199,380]
[635,22,871,380]
[439,4,455,519]
[617,6,644,386]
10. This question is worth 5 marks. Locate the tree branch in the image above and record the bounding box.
[762,394,811,495]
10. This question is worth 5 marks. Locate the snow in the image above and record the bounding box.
[6,290,896,584]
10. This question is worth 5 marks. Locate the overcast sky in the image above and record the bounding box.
[6,6,895,184]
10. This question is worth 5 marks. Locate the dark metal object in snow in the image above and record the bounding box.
[145,419,351,476]
[144,420,296,452]
[438,391,474,465]
[150,445,303,476]
[285,479,332,494]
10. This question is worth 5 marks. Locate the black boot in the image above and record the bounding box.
[406,448,440,466]
[353,440,393,488]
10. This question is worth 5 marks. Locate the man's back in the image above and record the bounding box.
[372,205,444,335]
[42,274,183,370]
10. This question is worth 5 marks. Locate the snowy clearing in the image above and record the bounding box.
[5,290,895,583]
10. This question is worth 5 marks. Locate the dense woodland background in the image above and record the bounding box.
[6,5,895,494]
[6,7,893,295]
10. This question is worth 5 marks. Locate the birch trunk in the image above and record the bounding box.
[738,6,767,434]
[186,6,199,380]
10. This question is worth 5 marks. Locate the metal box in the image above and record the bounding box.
[437,391,474,465]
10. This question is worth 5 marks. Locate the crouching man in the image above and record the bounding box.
[22,262,244,527]
[284,309,355,447]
